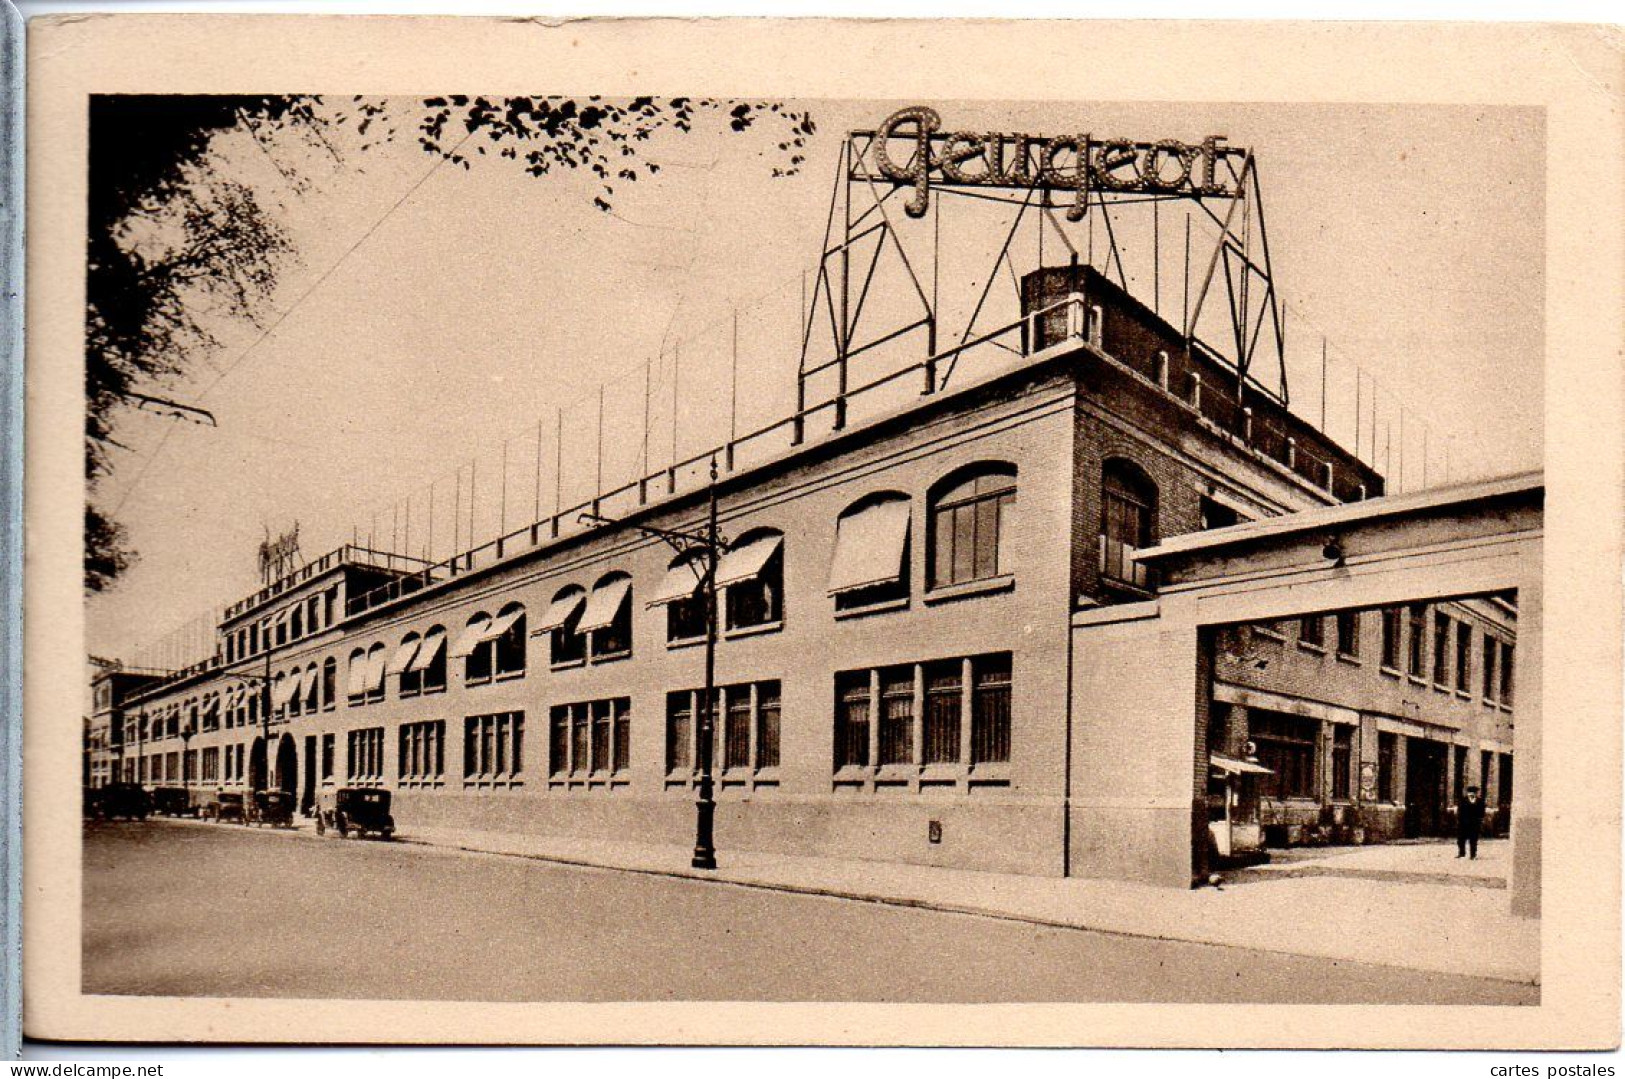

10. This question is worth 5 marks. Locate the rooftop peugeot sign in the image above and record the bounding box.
[869,106,1249,221]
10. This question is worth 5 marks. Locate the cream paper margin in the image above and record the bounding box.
[20,14,1624,1048]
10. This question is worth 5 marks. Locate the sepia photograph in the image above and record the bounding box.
[18,14,1622,1051]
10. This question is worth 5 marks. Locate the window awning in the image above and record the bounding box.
[828,499,911,595]
[534,591,585,633]
[578,577,632,632]
[1210,753,1274,777]
[346,655,370,698]
[646,557,705,608]
[716,533,783,588]
[409,627,446,673]
[387,636,422,677]
[487,606,525,640]
[448,614,492,659]
[271,670,301,708]
[203,694,220,719]
[366,649,389,692]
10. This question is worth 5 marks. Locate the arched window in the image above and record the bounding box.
[719,528,785,631]
[347,647,368,706]
[366,642,388,703]
[582,574,633,660]
[928,464,1016,590]
[1099,459,1158,590]
[304,661,320,712]
[417,625,448,693]
[451,612,494,683]
[273,672,290,718]
[394,631,424,696]
[290,604,304,641]
[493,602,527,677]
[539,587,587,667]
[321,656,337,710]
[651,550,707,643]
[830,493,912,612]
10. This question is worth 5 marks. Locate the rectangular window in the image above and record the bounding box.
[877,666,914,767]
[724,689,752,771]
[1498,753,1514,808]
[346,727,384,784]
[1336,611,1360,658]
[834,672,871,770]
[1501,641,1515,705]
[1453,745,1467,800]
[1433,611,1451,687]
[1298,615,1325,648]
[462,711,525,786]
[1455,621,1472,692]
[201,746,220,784]
[1251,711,1318,800]
[922,660,962,765]
[1406,604,1427,677]
[1483,633,1499,701]
[664,693,692,775]
[1377,732,1397,802]
[321,733,335,781]
[548,700,627,783]
[1331,725,1352,801]
[971,653,1013,765]
[756,683,781,770]
[397,720,445,786]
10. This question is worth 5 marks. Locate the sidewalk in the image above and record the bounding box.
[181,815,1536,985]
[367,821,1539,985]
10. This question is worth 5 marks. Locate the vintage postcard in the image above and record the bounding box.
[19,15,1623,1048]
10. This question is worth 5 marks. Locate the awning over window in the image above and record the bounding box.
[716,533,783,588]
[409,627,446,673]
[533,591,585,633]
[827,499,911,595]
[272,669,302,708]
[346,655,370,698]
[366,649,389,692]
[646,557,705,608]
[487,605,525,639]
[578,577,632,632]
[387,636,422,677]
[448,614,493,659]
[203,694,220,720]
[1210,753,1274,777]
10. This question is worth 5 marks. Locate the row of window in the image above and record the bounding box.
[223,586,341,664]
[1251,605,1515,708]
[148,656,1015,791]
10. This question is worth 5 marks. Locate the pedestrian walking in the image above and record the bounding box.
[1457,785,1486,859]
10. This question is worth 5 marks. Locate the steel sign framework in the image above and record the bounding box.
[795,106,1291,444]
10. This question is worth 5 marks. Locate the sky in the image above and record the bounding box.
[86,98,1545,668]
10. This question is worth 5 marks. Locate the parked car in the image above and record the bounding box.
[187,788,217,818]
[82,786,103,820]
[247,789,295,828]
[204,790,245,824]
[150,786,191,817]
[97,782,151,821]
[315,787,394,840]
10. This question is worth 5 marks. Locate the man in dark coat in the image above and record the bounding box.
[1457,785,1486,859]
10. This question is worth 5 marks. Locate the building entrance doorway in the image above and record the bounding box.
[1405,737,1448,838]
[247,737,267,793]
[275,733,297,797]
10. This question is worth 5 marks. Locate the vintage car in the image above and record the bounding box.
[204,789,245,824]
[150,786,192,817]
[315,787,394,840]
[96,782,151,821]
[246,789,295,828]
[187,787,217,817]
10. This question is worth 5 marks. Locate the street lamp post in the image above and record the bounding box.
[181,722,196,789]
[581,456,727,871]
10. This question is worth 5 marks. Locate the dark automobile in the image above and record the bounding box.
[204,790,245,824]
[150,786,192,817]
[83,787,102,819]
[97,782,151,821]
[316,787,394,840]
[247,789,295,828]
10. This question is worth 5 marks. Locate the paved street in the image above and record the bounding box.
[82,821,1535,1004]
